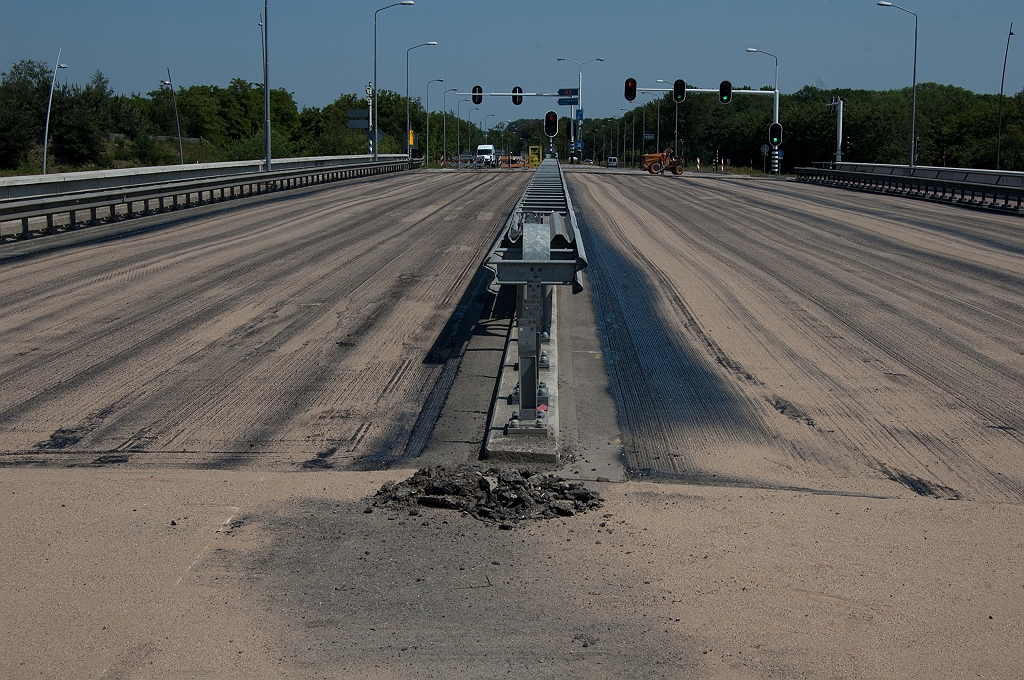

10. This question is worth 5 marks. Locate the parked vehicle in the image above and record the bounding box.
[606,156,618,168]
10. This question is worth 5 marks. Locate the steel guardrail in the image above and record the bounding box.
[1,158,421,241]
[795,166,1024,213]
[481,158,589,436]
[0,154,412,201]
[484,159,588,293]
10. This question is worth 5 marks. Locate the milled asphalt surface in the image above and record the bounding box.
[2,167,1023,678]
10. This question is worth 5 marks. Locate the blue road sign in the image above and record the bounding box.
[557,97,579,106]
[575,109,584,121]
[777,150,785,158]
[558,88,579,97]
[575,140,584,151]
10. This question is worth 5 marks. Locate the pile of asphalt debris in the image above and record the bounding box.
[370,465,603,527]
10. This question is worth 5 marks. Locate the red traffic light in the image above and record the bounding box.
[624,78,637,102]
[472,85,483,105]
[543,111,558,137]
[512,86,523,106]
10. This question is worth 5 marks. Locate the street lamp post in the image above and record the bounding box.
[374,1,415,161]
[41,48,68,175]
[442,87,456,165]
[425,78,443,168]
[620,108,628,166]
[877,2,918,168]
[746,48,780,173]
[160,69,184,165]
[468,107,480,160]
[556,57,603,162]
[406,41,437,165]
[484,114,495,143]
[997,22,1015,170]
[456,98,470,167]
[258,2,271,170]
[631,110,636,168]
[503,120,511,169]
[656,96,661,152]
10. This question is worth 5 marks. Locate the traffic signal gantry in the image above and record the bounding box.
[456,84,586,159]
[625,77,783,174]
[455,85,576,105]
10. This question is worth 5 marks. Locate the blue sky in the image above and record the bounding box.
[1,0,1020,122]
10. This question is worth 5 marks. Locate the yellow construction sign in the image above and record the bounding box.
[528,146,542,168]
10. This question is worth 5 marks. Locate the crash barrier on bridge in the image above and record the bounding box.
[795,163,1024,213]
[483,158,588,461]
[0,154,410,201]
[0,157,420,242]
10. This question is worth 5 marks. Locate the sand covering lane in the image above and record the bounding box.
[0,171,528,469]
[567,172,1024,502]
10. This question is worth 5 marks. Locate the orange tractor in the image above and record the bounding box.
[641,150,684,175]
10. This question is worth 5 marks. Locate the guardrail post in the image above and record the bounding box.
[20,217,29,239]
[515,280,544,425]
[46,214,54,233]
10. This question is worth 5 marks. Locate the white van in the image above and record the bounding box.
[607,156,618,168]
[475,144,498,167]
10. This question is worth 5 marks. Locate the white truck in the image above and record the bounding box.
[475,144,498,168]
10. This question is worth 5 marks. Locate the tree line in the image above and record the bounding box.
[539,83,1024,172]
[0,59,435,173]
[2,57,1022,174]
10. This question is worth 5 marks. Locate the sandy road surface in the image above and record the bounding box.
[0,171,528,468]
[3,171,1024,679]
[568,172,1024,503]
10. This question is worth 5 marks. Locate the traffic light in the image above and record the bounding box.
[718,80,732,104]
[624,77,637,102]
[512,86,523,106]
[769,122,783,146]
[566,118,573,140]
[472,85,483,105]
[544,111,558,138]
[673,79,686,103]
